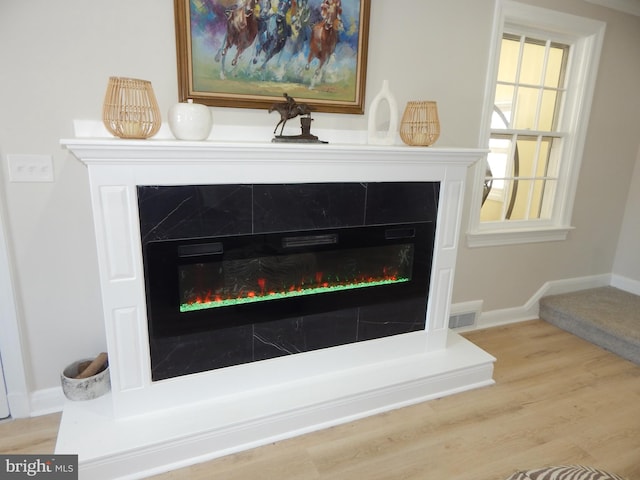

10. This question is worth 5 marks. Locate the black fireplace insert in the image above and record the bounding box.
[137,182,439,380]
[145,222,432,337]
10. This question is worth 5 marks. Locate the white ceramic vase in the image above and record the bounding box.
[367,80,399,145]
[168,99,213,141]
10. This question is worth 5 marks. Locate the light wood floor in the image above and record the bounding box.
[1,320,639,479]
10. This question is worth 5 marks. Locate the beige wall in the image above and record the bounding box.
[613,146,640,283]
[0,0,638,397]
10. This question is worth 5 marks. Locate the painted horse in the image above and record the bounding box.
[215,0,259,79]
[252,0,292,70]
[305,0,342,86]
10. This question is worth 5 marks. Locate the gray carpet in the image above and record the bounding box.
[539,286,640,365]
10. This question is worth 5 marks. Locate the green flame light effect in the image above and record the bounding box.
[180,277,410,313]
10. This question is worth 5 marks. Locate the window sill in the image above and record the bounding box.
[466,225,574,248]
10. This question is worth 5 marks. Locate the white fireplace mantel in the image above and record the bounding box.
[56,138,495,480]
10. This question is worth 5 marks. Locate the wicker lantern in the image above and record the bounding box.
[102,77,161,139]
[399,101,440,146]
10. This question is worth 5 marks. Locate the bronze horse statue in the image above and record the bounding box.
[269,94,311,136]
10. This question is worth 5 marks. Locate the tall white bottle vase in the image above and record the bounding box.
[367,80,399,145]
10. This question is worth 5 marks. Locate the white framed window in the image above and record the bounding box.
[467,0,606,247]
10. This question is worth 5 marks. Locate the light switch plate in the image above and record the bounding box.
[7,154,54,182]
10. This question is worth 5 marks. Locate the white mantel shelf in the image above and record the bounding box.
[61,137,485,164]
[57,137,495,480]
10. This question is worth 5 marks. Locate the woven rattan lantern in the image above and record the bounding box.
[399,101,440,146]
[102,77,161,139]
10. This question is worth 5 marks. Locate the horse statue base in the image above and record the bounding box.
[272,116,328,144]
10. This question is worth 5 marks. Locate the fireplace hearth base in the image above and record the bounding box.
[57,331,494,480]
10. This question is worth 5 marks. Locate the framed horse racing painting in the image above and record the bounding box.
[174,0,371,114]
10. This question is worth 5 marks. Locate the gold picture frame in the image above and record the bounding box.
[174,0,370,114]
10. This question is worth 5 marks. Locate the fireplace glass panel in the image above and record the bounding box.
[178,243,414,313]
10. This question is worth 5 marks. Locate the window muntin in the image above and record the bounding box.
[481,34,569,223]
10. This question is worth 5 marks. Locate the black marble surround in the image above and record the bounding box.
[137,182,440,381]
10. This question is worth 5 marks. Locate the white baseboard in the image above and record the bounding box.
[450,300,484,316]
[454,273,613,332]
[6,392,31,419]
[29,386,64,417]
[477,307,539,330]
[537,273,612,297]
[611,274,640,296]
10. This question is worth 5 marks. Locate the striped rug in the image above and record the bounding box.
[506,465,626,480]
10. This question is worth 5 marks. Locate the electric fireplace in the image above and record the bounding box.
[59,137,495,480]
[138,182,438,380]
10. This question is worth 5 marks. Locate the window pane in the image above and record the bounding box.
[497,37,520,83]
[536,138,553,177]
[529,179,555,219]
[482,136,512,222]
[544,44,568,88]
[494,85,514,127]
[480,195,504,222]
[546,137,562,177]
[515,137,538,178]
[487,136,511,181]
[481,178,535,222]
[505,179,531,221]
[513,87,539,130]
[520,38,545,85]
[539,179,557,219]
[538,90,558,131]
[481,175,511,222]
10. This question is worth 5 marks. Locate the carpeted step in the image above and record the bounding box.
[539,286,640,365]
